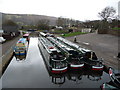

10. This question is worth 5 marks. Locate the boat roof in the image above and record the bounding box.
[40,37,60,53]
[80,48,92,52]
[57,37,80,48]
[39,32,47,37]
[50,48,57,52]
[65,47,74,51]
[49,37,74,51]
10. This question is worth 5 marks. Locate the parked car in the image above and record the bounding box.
[0,37,6,43]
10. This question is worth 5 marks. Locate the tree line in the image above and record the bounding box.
[2,6,119,32]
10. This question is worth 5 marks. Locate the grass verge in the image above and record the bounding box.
[61,32,87,37]
[112,27,120,30]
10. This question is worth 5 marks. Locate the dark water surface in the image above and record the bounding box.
[1,37,111,88]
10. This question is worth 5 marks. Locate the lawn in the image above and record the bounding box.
[61,32,87,37]
[112,27,120,30]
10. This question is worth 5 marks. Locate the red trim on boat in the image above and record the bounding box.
[92,68,103,70]
[51,69,67,73]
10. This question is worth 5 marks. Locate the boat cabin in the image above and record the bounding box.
[80,48,98,60]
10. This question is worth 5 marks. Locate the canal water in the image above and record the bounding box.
[1,37,111,88]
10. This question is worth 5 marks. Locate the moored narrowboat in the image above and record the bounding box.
[14,38,28,55]
[79,48,104,71]
[56,37,104,71]
[38,36,68,73]
[47,37,84,69]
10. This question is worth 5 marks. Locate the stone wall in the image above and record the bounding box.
[107,29,120,36]
[98,29,108,34]
[98,29,119,36]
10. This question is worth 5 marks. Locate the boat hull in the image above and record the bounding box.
[14,50,27,55]
[83,59,104,71]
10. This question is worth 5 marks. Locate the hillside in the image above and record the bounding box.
[2,13,58,26]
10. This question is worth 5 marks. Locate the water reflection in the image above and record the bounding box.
[52,75,65,85]
[14,54,27,61]
[87,71,102,81]
[2,37,111,88]
[48,69,103,86]
[66,70,83,84]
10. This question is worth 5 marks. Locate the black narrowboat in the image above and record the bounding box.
[79,48,104,71]
[47,37,84,69]
[56,37,104,71]
[38,36,68,73]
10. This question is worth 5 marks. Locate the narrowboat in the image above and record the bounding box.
[14,38,28,55]
[47,37,84,69]
[39,32,54,37]
[56,37,104,71]
[79,48,104,71]
[38,36,68,74]
[56,37,80,49]
[39,32,48,37]
[101,68,120,90]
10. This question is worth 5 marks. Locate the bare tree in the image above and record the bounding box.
[37,19,50,30]
[56,17,65,27]
[98,6,116,21]
[98,7,116,34]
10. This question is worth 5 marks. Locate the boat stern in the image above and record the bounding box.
[51,67,68,74]
[92,65,104,71]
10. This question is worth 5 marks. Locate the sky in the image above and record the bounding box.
[0,0,119,21]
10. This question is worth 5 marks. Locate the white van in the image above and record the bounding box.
[0,37,6,43]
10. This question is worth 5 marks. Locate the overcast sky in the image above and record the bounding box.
[0,0,119,21]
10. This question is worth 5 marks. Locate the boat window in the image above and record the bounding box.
[51,60,67,69]
[58,52,65,59]
[51,51,64,60]
[68,50,79,56]
[51,51,59,59]
[85,52,91,59]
